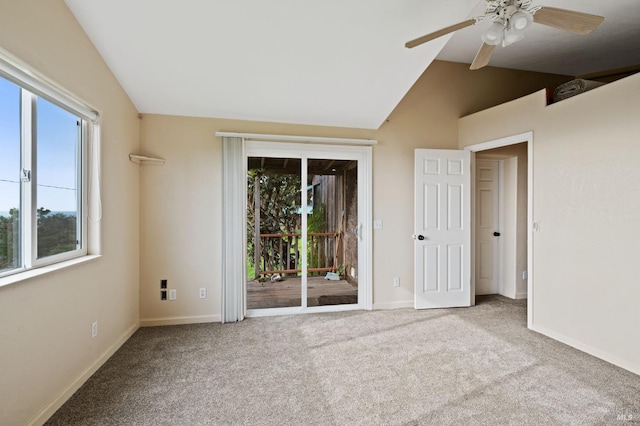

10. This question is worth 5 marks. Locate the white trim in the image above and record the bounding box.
[373,300,414,310]
[301,157,309,308]
[21,90,35,270]
[27,322,138,426]
[360,147,374,311]
[0,255,101,289]
[0,48,99,123]
[87,123,102,253]
[531,324,640,376]
[527,138,533,328]
[140,315,221,327]
[216,131,377,146]
[497,160,505,296]
[469,153,476,306]
[465,132,533,152]
[465,131,534,328]
[246,304,362,318]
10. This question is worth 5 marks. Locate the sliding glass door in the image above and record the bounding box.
[245,142,369,314]
[246,156,304,309]
[304,158,359,307]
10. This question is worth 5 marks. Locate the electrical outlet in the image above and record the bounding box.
[161,290,167,300]
[373,219,383,230]
[199,288,207,299]
[91,321,98,339]
[393,277,400,287]
[160,279,167,289]
[169,289,177,300]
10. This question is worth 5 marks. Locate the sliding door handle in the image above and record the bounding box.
[354,223,363,241]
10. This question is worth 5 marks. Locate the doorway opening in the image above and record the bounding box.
[475,142,528,300]
[466,132,533,328]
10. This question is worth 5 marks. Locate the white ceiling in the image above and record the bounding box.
[64,1,640,130]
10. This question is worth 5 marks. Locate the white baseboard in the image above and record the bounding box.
[530,324,640,377]
[515,291,528,300]
[373,300,413,310]
[140,314,221,327]
[29,322,139,426]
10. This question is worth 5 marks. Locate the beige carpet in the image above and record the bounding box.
[46,296,639,425]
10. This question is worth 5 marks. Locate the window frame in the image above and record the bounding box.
[0,51,97,280]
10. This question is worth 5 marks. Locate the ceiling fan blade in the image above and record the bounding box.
[405,19,476,48]
[533,7,604,35]
[470,43,496,70]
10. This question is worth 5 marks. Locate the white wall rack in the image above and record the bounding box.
[129,154,165,165]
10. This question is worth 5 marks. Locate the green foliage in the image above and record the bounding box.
[307,203,326,233]
[246,169,334,277]
[336,263,346,278]
[306,202,327,271]
[246,260,256,280]
[247,169,302,273]
[37,208,77,258]
[0,208,20,271]
[0,207,77,271]
[247,169,301,235]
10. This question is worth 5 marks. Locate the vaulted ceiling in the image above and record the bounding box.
[64,1,640,130]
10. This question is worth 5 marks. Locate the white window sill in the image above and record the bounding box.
[0,255,102,289]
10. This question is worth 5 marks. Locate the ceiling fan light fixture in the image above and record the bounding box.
[502,30,525,46]
[481,21,504,46]
[510,10,533,32]
[501,9,532,46]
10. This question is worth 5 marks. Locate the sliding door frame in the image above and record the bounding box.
[244,140,373,317]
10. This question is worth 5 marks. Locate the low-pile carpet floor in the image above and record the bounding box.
[47,296,640,425]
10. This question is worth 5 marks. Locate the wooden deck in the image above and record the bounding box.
[247,276,357,310]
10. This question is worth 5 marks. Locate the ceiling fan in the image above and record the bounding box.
[406,0,604,70]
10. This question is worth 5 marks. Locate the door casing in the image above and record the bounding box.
[465,132,534,328]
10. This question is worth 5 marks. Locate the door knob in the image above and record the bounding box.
[418,235,425,241]
[493,232,501,237]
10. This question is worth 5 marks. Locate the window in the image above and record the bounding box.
[0,61,95,278]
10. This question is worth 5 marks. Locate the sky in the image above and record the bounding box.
[0,77,79,213]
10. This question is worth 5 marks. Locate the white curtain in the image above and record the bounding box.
[221,136,245,322]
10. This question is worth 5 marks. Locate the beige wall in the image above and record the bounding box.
[0,1,140,425]
[459,76,640,374]
[0,3,577,421]
[139,61,570,321]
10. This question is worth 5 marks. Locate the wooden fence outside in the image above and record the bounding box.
[255,232,340,276]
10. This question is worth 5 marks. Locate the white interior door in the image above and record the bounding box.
[414,149,471,309]
[475,159,500,295]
